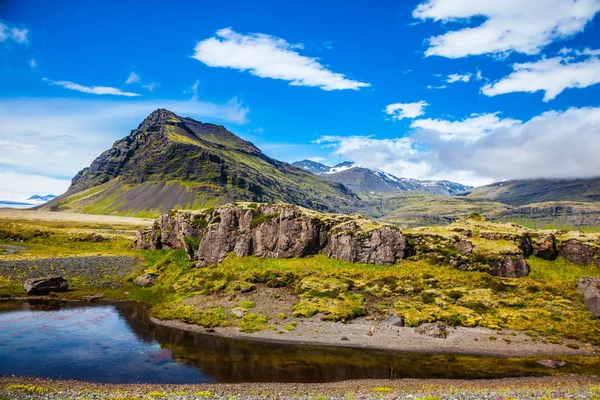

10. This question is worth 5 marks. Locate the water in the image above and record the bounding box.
[0,301,598,384]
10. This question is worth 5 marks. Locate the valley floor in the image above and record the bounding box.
[1,376,600,399]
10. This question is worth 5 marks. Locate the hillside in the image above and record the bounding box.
[292,160,471,196]
[466,178,600,206]
[41,109,364,217]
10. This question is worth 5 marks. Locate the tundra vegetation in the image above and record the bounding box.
[1,206,600,348]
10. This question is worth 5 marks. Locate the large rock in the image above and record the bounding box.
[24,276,68,295]
[488,255,530,278]
[534,234,559,260]
[137,203,406,267]
[133,273,158,287]
[560,239,595,265]
[578,277,600,318]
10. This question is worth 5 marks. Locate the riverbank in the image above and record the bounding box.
[151,313,598,357]
[2,375,599,399]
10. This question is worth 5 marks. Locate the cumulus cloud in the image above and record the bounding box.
[316,107,600,186]
[384,101,429,120]
[413,0,600,58]
[0,21,28,44]
[447,73,471,83]
[482,56,600,101]
[192,27,370,91]
[411,113,520,142]
[125,72,140,84]
[44,78,142,97]
[0,97,250,198]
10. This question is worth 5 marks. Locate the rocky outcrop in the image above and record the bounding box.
[578,277,600,318]
[133,273,158,287]
[534,234,559,260]
[560,239,596,265]
[23,276,68,295]
[137,203,406,267]
[488,255,530,278]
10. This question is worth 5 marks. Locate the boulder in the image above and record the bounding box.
[133,273,158,287]
[416,322,448,339]
[488,255,530,278]
[24,276,68,295]
[231,309,245,318]
[534,235,559,260]
[519,234,534,257]
[326,224,405,265]
[84,293,103,302]
[454,240,473,255]
[560,239,595,265]
[578,277,600,318]
[383,313,404,327]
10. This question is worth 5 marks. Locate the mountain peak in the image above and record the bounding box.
[137,109,178,131]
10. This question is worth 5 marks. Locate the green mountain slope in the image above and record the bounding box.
[466,178,600,206]
[42,109,364,217]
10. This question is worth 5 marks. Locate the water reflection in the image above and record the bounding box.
[0,300,598,384]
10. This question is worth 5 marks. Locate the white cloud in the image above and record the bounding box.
[316,107,600,186]
[384,101,429,120]
[413,0,600,58]
[475,70,483,81]
[482,56,600,101]
[447,73,471,83]
[29,59,36,68]
[192,27,370,91]
[142,82,158,92]
[44,78,142,97]
[125,72,140,84]
[0,21,28,44]
[411,113,521,142]
[0,97,250,198]
[579,48,600,56]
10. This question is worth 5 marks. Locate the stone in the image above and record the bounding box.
[84,293,103,302]
[454,240,473,255]
[133,273,158,287]
[536,360,566,368]
[231,309,245,318]
[23,276,68,295]
[383,313,405,327]
[89,233,106,243]
[559,239,595,265]
[489,255,530,278]
[416,322,448,339]
[534,235,559,260]
[519,234,534,257]
[341,336,349,341]
[578,277,600,318]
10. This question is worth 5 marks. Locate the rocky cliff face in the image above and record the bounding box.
[136,203,600,278]
[136,203,407,266]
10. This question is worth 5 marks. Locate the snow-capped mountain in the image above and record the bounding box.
[27,194,57,204]
[292,160,471,196]
[0,194,57,209]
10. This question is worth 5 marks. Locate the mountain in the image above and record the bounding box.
[41,109,364,217]
[291,160,471,196]
[465,178,600,206]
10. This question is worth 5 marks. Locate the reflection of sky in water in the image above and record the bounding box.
[0,306,212,383]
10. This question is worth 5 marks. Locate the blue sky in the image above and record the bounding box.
[1,0,600,199]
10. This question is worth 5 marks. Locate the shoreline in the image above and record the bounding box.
[2,375,600,398]
[150,315,598,358]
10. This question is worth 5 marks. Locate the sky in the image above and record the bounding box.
[1,0,600,200]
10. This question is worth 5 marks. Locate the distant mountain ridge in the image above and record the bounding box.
[292,160,471,196]
[41,109,364,217]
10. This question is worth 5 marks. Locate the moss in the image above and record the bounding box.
[240,300,255,309]
[250,211,279,229]
[238,313,269,333]
[183,235,200,249]
[283,324,296,331]
[277,312,286,320]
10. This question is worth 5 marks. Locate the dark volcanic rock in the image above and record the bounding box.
[534,234,559,260]
[24,276,68,295]
[578,277,600,318]
[559,239,595,265]
[488,255,530,278]
[519,234,534,257]
[383,313,404,327]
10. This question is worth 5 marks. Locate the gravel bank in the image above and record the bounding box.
[1,376,599,399]
[0,256,142,289]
